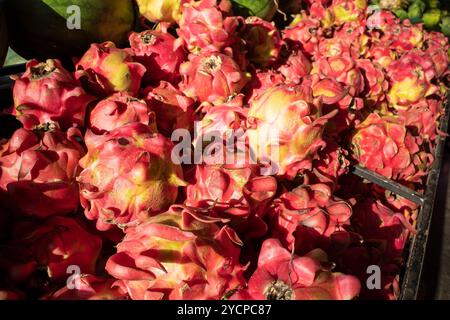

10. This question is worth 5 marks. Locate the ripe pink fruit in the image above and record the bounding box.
[279,50,312,84]
[78,123,185,231]
[129,30,185,85]
[247,82,336,178]
[269,183,353,254]
[330,0,368,25]
[231,239,361,300]
[178,0,240,53]
[143,81,195,137]
[106,205,246,300]
[89,92,156,134]
[0,126,84,217]
[180,53,249,105]
[12,59,94,130]
[75,42,146,97]
[351,113,433,184]
[242,17,282,67]
[0,217,101,286]
[386,51,438,109]
[244,70,284,103]
[283,14,322,57]
[356,59,389,107]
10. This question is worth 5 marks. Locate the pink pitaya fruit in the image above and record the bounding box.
[129,29,186,85]
[241,17,282,67]
[278,50,312,85]
[231,239,361,300]
[180,53,249,105]
[283,14,322,57]
[0,217,101,290]
[178,0,240,53]
[268,183,353,255]
[247,81,336,178]
[244,70,285,103]
[12,59,95,130]
[143,81,195,137]
[78,123,185,231]
[386,51,438,109]
[105,205,246,300]
[330,0,368,25]
[356,59,389,107]
[0,126,84,217]
[88,92,156,134]
[351,113,433,184]
[75,42,146,97]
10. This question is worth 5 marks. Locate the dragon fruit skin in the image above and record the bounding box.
[136,0,184,24]
[244,70,285,104]
[0,217,102,288]
[331,0,368,25]
[424,32,450,79]
[47,275,127,300]
[351,113,433,184]
[105,206,246,300]
[356,59,389,107]
[0,127,84,217]
[75,42,146,97]
[180,53,249,105]
[242,17,282,67]
[279,50,312,85]
[178,0,240,53]
[78,123,185,231]
[283,14,322,58]
[231,239,361,300]
[143,81,195,137]
[386,51,438,109]
[129,30,186,86]
[268,183,353,255]
[247,82,336,178]
[88,92,155,135]
[12,59,95,131]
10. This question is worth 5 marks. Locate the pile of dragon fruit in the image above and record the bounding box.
[0,0,449,300]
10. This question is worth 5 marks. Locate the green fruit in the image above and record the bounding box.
[423,9,441,29]
[0,8,7,67]
[231,0,277,21]
[440,16,450,36]
[426,0,440,9]
[394,8,409,19]
[408,1,426,20]
[4,0,136,60]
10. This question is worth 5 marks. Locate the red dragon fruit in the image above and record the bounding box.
[178,0,240,53]
[244,70,285,103]
[386,50,438,109]
[129,29,185,86]
[330,0,368,26]
[351,113,433,184]
[278,50,312,85]
[12,59,94,130]
[424,32,450,79]
[381,20,424,54]
[0,217,101,290]
[365,43,396,69]
[283,14,323,57]
[78,123,185,231]
[47,275,127,300]
[180,52,249,105]
[247,81,336,178]
[352,197,416,264]
[268,183,353,255]
[356,59,389,107]
[88,93,156,135]
[241,17,282,67]
[143,81,195,137]
[231,239,361,300]
[105,205,246,300]
[75,42,146,97]
[0,126,84,217]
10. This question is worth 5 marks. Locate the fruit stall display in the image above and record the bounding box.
[0,0,449,300]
